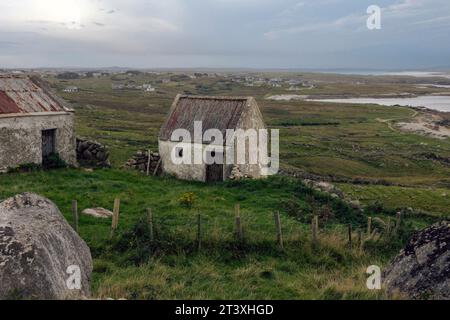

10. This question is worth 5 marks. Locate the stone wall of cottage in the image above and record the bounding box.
[0,113,76,172]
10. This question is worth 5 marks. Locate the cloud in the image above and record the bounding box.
[413,15,450,25]
[0,41,20,48]
[0,0,449,69]
[263,12,365,39]
[387,0,425,11]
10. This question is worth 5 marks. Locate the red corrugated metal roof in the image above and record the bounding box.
[159,95,253,142]
[0,90,21,114]
[0,75,70,115]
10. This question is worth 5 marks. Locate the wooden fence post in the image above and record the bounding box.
[153,158,162,176]
[146,149,151,176]
[235,203,243,242]
[357,230,363,253]
[367,217,372,237]
[348,224,352,249]
[147,208,154,241]
[197,213,202,250]
[395,212,402,234]
[72,200,78,233]
[274,211,283,249]
[314,215,319,240]
[111,198,120,237]
[312,215,318,247]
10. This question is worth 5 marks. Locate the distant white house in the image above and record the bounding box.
[112,83,125,90]
[142,84,156,92]
[63,86,79,93]
[286,79,302,86]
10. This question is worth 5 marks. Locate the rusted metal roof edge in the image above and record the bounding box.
[0,75,74,114]
[0,111,73,119]
[28,75,74,112]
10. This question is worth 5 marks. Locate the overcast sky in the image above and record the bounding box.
[0,0,449,70]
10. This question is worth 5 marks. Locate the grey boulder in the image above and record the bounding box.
[82,207,113,219]
[0,193,92,300]
[383,220,450,300]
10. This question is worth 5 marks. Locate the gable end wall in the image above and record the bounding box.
[232,98,267,178]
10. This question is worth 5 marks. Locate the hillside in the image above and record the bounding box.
[51,72,450,216]
[0,168,431,299]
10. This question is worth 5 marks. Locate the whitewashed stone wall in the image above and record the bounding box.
[0,112,76,171]
[159,140,212,181]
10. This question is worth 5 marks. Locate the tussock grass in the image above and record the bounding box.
[0,169,405,299]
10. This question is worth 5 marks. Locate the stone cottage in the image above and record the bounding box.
[158,94,267,182]
[0,75,76,172]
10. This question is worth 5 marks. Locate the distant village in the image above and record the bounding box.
[2,68,317,94]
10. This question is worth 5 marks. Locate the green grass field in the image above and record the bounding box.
[51,72,450,217]
[0,169,419,299]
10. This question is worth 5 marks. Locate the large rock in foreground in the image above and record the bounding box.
[384,221,450,300]
[0,193,92,299]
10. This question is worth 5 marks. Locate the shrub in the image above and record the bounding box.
[280,197,309,222]
[319,204,335,223]
[366,200,385,214]
[42,153,67,169]
[111,218,186,265]
[178,192,196,209]
[8,163,42,173]
[363,215,416,256]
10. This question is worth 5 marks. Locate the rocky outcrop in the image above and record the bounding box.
[76,138,111,168]
[124,150,161,175]
[228,165,253,180]
[229,165,244,180]
[278,168,396,186]
[82,208,112,219]
[302,179,345,199]
[0,193,93,300]
[383,221,450,300]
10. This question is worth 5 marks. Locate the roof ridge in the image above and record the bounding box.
[0,74,27,78]
[179,95,252,101]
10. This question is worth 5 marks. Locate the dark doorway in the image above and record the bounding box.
[206,163,223,182]
[42,129,56,159]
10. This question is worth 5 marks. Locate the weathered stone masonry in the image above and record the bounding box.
[0,113,76,171]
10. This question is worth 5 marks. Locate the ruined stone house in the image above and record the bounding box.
[0,75,76,172]
[158,94,267,182]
